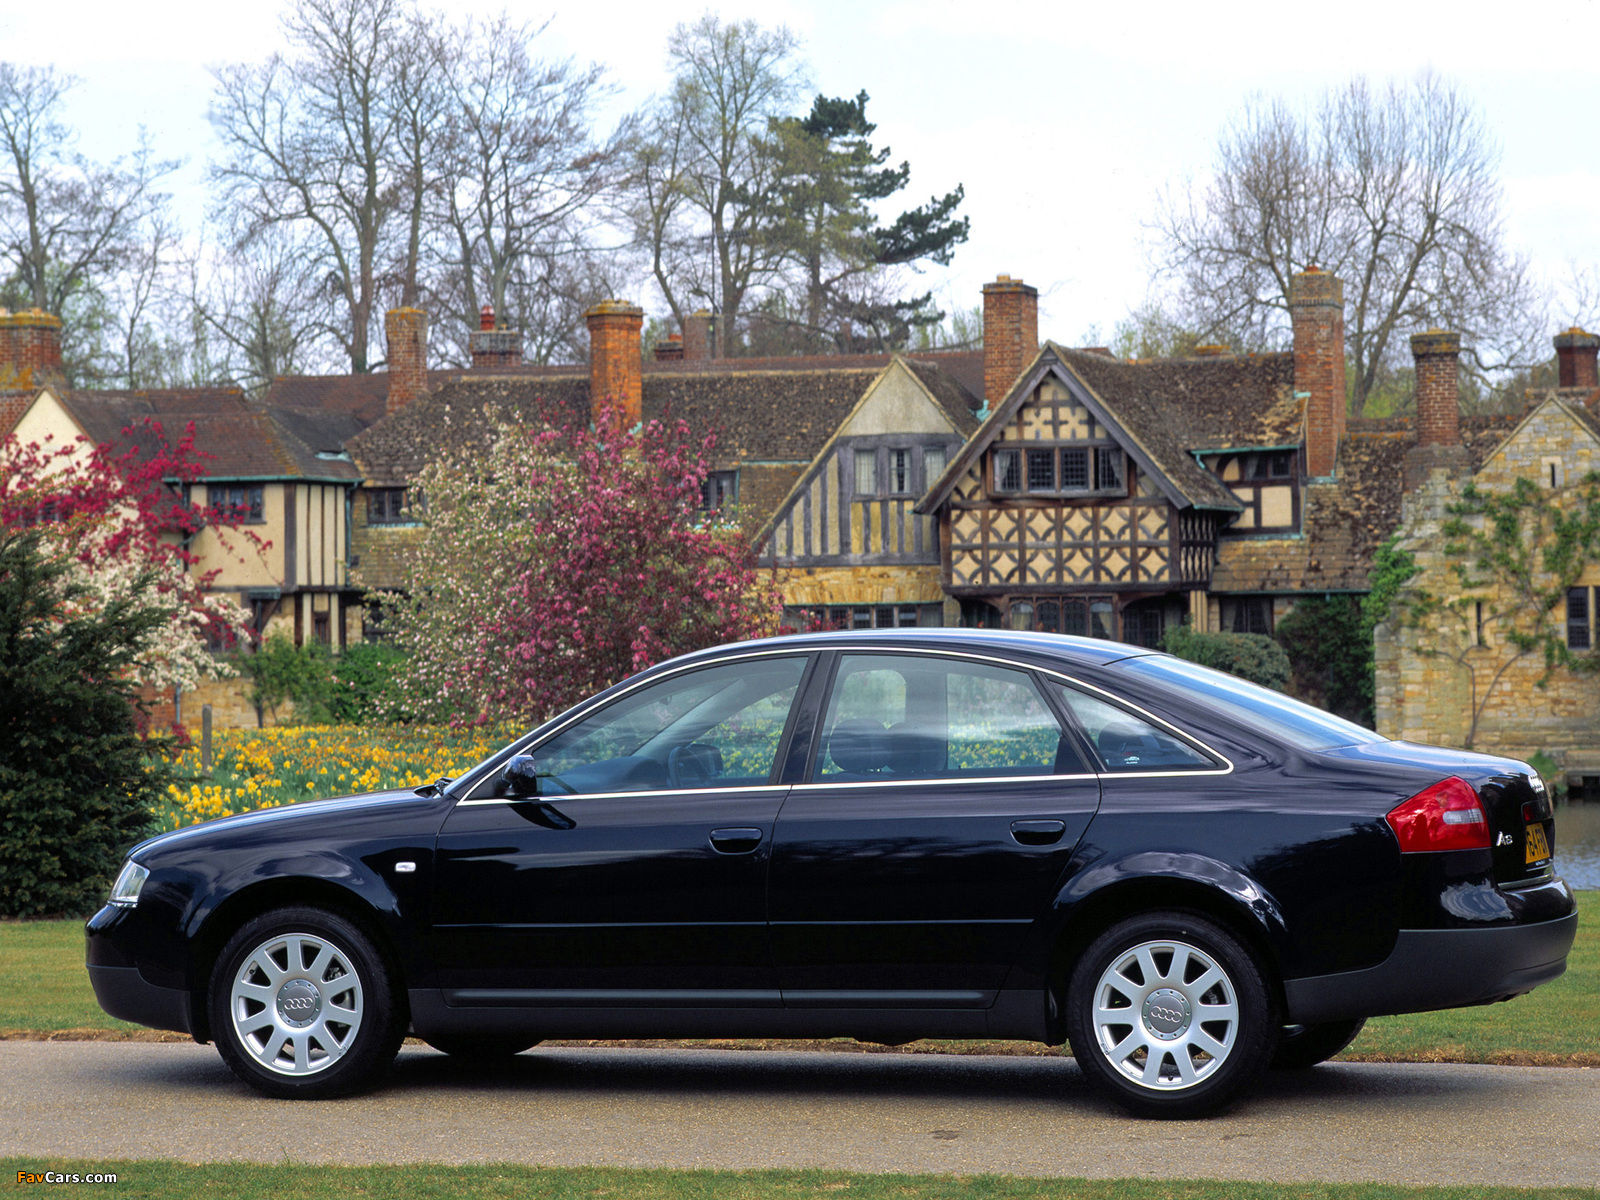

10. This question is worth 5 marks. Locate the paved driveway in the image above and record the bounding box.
[3,1042,1596,1186]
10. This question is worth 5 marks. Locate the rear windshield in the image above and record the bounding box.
[1116,655,1387,752]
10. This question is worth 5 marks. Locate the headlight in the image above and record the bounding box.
[108,861,149,907]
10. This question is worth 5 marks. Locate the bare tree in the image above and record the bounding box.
[1152,74,1543,416]
[626,15,805,355]
[0,63,179,383]
[186,229,329,396]
[432,14,624,338]
[209,0,410,374]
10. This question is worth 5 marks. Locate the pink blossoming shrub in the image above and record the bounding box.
[378,404,781,725]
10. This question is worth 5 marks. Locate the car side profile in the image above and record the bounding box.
[87,630,1577,1117]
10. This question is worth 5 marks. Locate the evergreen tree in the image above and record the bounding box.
[0,531,176,916]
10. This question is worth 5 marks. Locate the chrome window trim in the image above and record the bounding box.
[456,784,792,807]
[812,645,1234,779]
[452,642,1235,804]
[449,649,814,803]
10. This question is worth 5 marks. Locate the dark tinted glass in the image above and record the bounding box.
[1118,654,1385,751]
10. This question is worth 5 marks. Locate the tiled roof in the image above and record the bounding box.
[1211,414,1519,594]
[62,388,361,481]
[345,357,982,528]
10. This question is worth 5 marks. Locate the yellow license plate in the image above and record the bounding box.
[1526,823,1551,865]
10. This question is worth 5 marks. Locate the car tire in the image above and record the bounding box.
[422,1035,542,1059]
[1065,911,1276,1119]
[208,906,404,1100]
[1270,1018,1366,1070]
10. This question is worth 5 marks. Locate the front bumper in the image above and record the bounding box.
[85,903,194,1037]
[86,964,194,1035]
[1284,911,1578,1024]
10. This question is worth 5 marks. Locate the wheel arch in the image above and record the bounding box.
[186,875,408,1044]
[1042,856,1288,1043]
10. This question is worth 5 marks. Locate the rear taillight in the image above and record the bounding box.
[1386,776,1490,852]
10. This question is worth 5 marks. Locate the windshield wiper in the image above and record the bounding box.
[414,775,453,797]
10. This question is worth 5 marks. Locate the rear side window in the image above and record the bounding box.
[1116,654,1385,752]
[816,654,1083,782]
[1052,684,1218,773]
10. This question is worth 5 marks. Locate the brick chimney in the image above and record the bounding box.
[0,309,65,433]
[1411,330,1461,446]
[1554,327,1600,390]
[1288,268,1346,478]
[982,275,1038,404]
[1404,328,1470,489]
[584,300,643,433]
[683,309,714,362]
[653,334,684,361]
[469,302,523,370]
[385,307,428,416]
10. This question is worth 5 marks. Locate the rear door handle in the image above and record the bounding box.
[1011,819,1067,846]
[710,827,763,854]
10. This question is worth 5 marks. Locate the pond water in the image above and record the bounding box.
[1555,800,1600,890]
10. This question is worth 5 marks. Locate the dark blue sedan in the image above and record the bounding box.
[88,630,1577,1117]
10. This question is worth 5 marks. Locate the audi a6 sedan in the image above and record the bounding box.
[87,630,1577,1117]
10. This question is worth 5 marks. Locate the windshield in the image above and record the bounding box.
[1117,654,1386,752]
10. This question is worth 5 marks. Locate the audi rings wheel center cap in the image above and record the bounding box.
[1142,988,1191,1040]
[276,979,322,1027]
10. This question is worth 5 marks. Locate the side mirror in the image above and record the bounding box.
[500,755,542,798]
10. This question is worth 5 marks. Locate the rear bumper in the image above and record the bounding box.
[1284,911,1578,1024]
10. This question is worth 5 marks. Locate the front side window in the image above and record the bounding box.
[815,654,1078,782]
[523,657,808,795]
[211,484,265,523]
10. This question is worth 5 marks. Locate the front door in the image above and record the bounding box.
[432,654,811,1006]
[768,651,1101,1009]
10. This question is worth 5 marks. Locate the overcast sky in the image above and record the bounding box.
[4,0,1598,347]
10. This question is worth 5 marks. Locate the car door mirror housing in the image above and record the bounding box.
[500,755,543,797]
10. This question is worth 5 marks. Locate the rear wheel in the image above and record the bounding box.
[1270,1018,1365,1070]
[1065,912,1276,1119]
[209,906,404,1099]
[423,1035,542,1059]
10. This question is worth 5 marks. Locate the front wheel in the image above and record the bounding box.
[209,906,404,1099]
[1065,912,1276,1119]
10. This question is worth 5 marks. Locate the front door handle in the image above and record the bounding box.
[710,827,763,854]
[1011,819,1067,846]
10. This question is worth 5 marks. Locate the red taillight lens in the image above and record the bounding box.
[1386,776,1490,852]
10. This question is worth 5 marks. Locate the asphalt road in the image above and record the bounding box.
[3,1041,1597,1186]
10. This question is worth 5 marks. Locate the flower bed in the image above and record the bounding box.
[155,724,516,829]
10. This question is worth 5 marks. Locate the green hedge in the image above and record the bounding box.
[1160,626,1291,691]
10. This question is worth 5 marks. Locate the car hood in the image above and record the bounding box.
[130,787,432,860]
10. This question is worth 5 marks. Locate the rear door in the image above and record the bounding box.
[768,651,1101,1009]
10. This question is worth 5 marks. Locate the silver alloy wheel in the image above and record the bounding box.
[227,930,365,1076]
[1090,937,1239,1091]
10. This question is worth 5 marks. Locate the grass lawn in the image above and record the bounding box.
[1,1162,1596,1200]
[4,894,1595,1063]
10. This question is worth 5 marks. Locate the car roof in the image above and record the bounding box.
[668,628,1155,672]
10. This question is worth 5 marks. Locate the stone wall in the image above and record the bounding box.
[1376,413,1600,770]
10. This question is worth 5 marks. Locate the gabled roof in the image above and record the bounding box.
[919,343,1293,515]
[755,356,983,545]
